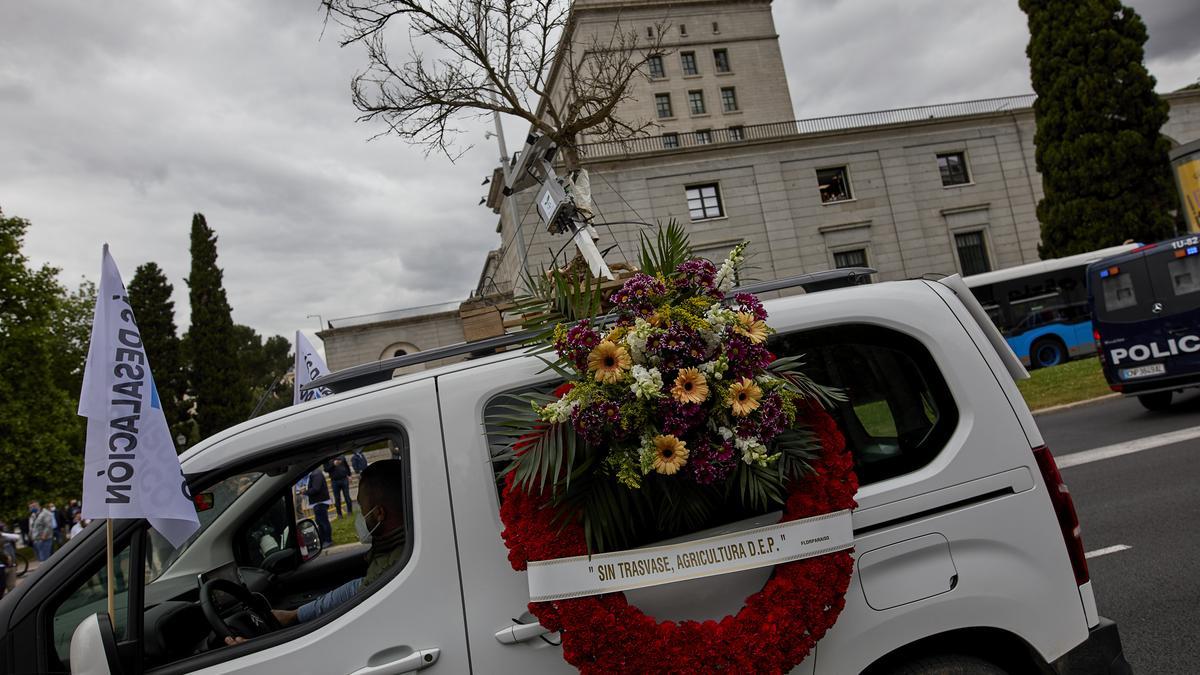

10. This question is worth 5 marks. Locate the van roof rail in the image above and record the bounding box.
[306,267,875,394]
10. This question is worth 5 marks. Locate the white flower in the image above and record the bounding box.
[699,357,729,381]
[735,436,770,466]
[715,242,747,291]
[629,365,665,400]
[539,397,578,424]
[625,318,657,364]
[704,303,735,330]
[717,426,735,441]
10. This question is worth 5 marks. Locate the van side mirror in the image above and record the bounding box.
[297,519,322,561]
[69,612,121,675]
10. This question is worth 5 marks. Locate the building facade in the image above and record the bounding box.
[322,0,1200,372]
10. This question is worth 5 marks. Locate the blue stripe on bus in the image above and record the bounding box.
[1006,322,1094,363]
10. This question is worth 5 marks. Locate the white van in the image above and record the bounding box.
[0,273,1129,674]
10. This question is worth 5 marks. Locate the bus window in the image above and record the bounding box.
[1101,273,1138,311]
[1168,255,1200,296]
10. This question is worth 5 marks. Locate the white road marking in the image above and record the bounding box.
[1085,544,1131,560]
[1055,426,1200,469]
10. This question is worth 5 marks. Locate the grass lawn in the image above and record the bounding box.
[328,509,359,547]
[1017,357,1113,411]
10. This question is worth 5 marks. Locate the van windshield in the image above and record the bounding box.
[145,471,263,583]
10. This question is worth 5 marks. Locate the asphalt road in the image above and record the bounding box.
[1037,392,1200,674]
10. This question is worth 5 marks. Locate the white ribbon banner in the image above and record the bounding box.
[527,509,854,602]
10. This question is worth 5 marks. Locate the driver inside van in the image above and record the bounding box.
[225,459,407,645]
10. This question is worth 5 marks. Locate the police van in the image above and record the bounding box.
[1088,233,1200,410]
[0,271,1129,674]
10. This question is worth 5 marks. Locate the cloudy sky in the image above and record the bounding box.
[3,1,1198,343]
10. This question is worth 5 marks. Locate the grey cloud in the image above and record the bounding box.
[2,0,1198,341]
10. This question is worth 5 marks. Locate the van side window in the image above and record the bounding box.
[1168,255,1200,296]
[769,324,959,485]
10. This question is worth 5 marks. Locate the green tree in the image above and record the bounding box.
[234,325,293,418]
[185,213,248,439]
[128,262,189,443]
[1020,0,1178,257]
[0,209,84,517]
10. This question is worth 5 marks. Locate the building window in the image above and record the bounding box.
[816,166,853,203]
[729,126,745,141]
[833,249,868,269]
[712,21,720,34]
[647,26,654,38]
[713,49,731,73]
[955,231,992,276]
[680,24,688,36]
[686,183,724,220]
[688,90,706,115]
[695,129,712,144]
[721,86,738,112]
[681,52,699,76]
[647,55,665,79]
[655,93,673,119]
[937,152,971,186]
[662,133,680,149]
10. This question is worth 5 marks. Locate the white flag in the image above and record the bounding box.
[294,330,333,404]
[79,245,199,547]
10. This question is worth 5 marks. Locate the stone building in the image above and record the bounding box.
[321,0,1200,372]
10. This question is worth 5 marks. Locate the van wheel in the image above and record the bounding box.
[888,654,1008,674]
[1137,391,1173,411]
[1029,337,1066,369]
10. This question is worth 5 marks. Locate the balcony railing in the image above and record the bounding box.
[578,94,1037,160]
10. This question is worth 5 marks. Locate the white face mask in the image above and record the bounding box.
[354,506,382,545]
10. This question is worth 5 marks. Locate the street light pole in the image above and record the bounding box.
[307,314,324,330]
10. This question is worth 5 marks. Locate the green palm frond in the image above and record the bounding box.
[729,461,785,512]
[638,219,692,278]
[769,355,847,407]
[554,471,654,553]
[774,427,820,481]
[653,479,722,534]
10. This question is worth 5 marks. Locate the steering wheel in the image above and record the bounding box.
[198,577,282,641]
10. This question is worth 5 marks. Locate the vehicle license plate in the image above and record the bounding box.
[1121,364,1166,379]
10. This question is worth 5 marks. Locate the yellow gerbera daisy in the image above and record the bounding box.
[671,368,709,404]
[728,377,763,417]
[652,435,689,475]
[734,312,769,344]
[587,340,632,384]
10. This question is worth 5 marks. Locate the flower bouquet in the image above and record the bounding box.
[493,223,843,553]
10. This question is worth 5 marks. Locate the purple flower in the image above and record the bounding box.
[658,399,705,436]
[733,293,768,321]
[674,258,719,294]
[738,392,787,443]
[687,438,736,485]
[646,324,712,370]
[571,400,623,446]
[555,321,600,371]
[610,274,668,316]
[724,334,774,380]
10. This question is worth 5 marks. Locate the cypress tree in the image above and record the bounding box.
[128,262,189,443]
[1020,0,1177,257]
[185,214,248,438]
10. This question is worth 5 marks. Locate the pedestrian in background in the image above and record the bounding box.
[27,502,55,562]
[49,503,64,545]
[69,513,85,539]
[305,467,334,548]
[351,449,368,474]
[329,456,353,518]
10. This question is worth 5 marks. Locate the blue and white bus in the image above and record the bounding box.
[964,244,1139,369]
[1088,234,1200,410]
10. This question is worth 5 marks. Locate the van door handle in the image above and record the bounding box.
[494,620,551,644]
[349,647,439,675]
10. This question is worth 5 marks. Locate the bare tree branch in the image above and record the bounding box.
[323,0,668,166]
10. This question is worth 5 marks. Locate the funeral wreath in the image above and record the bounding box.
[491,225,860,673]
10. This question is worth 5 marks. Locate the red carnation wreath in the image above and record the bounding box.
[500,398,858,674]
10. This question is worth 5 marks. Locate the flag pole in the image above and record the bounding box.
[106,519,115,623]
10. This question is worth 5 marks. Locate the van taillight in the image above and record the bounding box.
[1032,446,1090,585]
